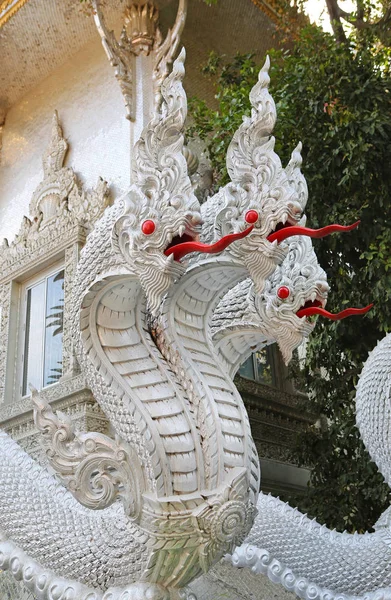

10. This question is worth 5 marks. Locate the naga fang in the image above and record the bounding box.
[267,221,360,244]
[164,225,254,261]
[296,303,373,321]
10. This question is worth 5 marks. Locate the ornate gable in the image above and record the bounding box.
[0,111,111,284]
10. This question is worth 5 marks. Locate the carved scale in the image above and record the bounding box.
[0,40,381,600]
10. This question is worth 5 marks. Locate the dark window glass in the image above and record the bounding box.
[238,354,255,379]
[238,346,276,387]
[254,348,273,386]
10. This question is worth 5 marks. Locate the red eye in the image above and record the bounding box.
[277,286,290,299]
[245,210,259,224]
[141,220,156,235]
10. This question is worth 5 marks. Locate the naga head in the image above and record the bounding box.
[255,223,372,364]
[114,49,202,313]
[256,227,329,364]
[198,57,306,295]
[115,184,201,315]
[114,51,361,316]
[224,57,309,294]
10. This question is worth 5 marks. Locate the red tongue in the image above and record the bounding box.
[296,303,373,321]
[164,225,254,261]
[267,221,360,244]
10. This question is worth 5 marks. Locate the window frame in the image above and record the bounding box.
[238,343,294,393]
[238,344,278,386]
[17,261,65,399]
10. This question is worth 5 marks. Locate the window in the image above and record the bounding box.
[21,267,64,396]
[238,346,276,386]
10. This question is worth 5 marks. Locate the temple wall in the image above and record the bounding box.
[0,38,131,243]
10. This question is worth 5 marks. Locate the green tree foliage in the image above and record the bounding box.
[187,25,391,532]
[202,0,391,46]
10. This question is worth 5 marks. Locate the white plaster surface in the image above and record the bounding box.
[0,38,130,243]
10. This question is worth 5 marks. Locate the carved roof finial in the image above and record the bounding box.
[93,0,187,120]
[123,2,160,56]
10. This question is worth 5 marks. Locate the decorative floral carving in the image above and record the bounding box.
[62,245,81,378]
[0,111,110,413]
[32,387,144,519]
[122,3,159,56]
[0,373,89,422]
[194,469,256,573]
[2,384,109,474]
[0,111,111,284]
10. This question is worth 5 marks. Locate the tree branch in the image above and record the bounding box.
[334,0,391,44]
[356,0,364,22]
[325,0,348,43]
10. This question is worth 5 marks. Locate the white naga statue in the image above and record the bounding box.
[0,48,387,600]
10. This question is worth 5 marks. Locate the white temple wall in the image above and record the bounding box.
[0,38,131,243]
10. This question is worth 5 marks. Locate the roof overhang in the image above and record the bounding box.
[0,0,283,118]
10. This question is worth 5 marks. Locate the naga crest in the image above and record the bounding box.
[225,58,304,238]
[200,57,304,295]
[115,49,202,314]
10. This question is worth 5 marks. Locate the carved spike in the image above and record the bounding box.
[153,0,188,109]
[285,141,308,211]
[160,47,187,124]
[249,55,271,108]
[286,142,303,171]
[226,56,277,186]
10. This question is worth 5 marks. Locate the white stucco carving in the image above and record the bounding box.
[114,48,201,315]
[223,202,391,598]
[0,43,382,600]
[93,0,187,121]
[0,109,111,408]
[32,387,144,518]
[0,110,110,283]
[0,50,309,599]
